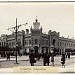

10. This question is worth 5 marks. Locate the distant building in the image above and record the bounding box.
[0,18,75,54]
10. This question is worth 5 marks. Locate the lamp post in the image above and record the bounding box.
[7,18,28,64]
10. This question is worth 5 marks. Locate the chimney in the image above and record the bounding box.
[26,29,29,34]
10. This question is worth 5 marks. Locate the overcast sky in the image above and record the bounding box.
[0,2,74,39]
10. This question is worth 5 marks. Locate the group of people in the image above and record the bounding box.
[66,52,71,59]
[5,49,70,68]
[29,50,55,66]
[29,49,68,68]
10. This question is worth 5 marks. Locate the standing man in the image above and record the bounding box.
[50,47,54,66]
[42,50,50,66]
[29,49,36,66]
[51,52,54,66]
[61,52,66,68]
[68,52,70,59]
[6,51,10,61]
[66,52,68,58]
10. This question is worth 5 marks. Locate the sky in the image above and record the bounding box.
[0,2,74,39]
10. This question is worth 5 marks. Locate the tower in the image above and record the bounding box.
[33,17,40,30]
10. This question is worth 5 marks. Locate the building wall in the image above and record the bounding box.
[59,37,75,54]
[0,34,7,47]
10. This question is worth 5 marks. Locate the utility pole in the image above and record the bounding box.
[15,18,18,64]
[7,18,28,64]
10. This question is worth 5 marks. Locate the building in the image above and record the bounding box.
[25,18,49,53]
[0,30,25,54]
[24,18,75,54]
[59,37,75,54]
[0,18,75,54]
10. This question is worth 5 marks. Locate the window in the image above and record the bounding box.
[41,39,44,44]
[2,42,3,46]
[29,40,31,44]
[27,40,28,45]
[60,42,61,46]
[74,44,75,47]
[46,40,48,45]
[67,43,68,47]
[4,42,5,46]
[71,43,72,47]
[58,42,59,46]
[25,40,26,45]
[25,40,28,45]
[35,39,37,44]
[69,43,70,47]
[65,43,66,46]
[62,42,63,46]
[12,42,14,46]
[9,42,11,46]
[71,44,73,47]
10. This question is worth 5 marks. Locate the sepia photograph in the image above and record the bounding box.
[0,1,75,73]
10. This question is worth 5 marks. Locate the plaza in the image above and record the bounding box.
[0,55,75,73]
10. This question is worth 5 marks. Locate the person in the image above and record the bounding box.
[61,52,65,68]
[51,53,54,66]
[42,50,50,66]
[6,51,10,61]
[68,52,70,59]
[66,52,67,58]
[50,46,55,66]
[29,50,36,66]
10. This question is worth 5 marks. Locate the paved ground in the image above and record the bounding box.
[0,55,75,73]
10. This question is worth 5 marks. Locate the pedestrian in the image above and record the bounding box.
[61,52,65,68]
[6,51,10,61]
[42,50,50,66]
[51,53,54,66]
[66,52,67,58]
[29,50,36,66]
[68,52,70,59]
[50,46,55,66]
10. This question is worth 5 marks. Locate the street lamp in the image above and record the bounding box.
[7,18,28,64]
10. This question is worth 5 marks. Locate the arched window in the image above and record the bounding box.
[35,39,38,44]
[60,42,61,46]
[29,40,31,44]
[46,40,48,45]
[4,42,5,46]
[74,44,75,47]
[52,39,55,46]
[65,43,66,46]
[2,42,3,46]
[67,43,68,47]
[25,40,26,45]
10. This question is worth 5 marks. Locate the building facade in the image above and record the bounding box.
[0,18,75,54]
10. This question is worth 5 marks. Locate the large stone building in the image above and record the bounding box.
[0,18,75,54]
